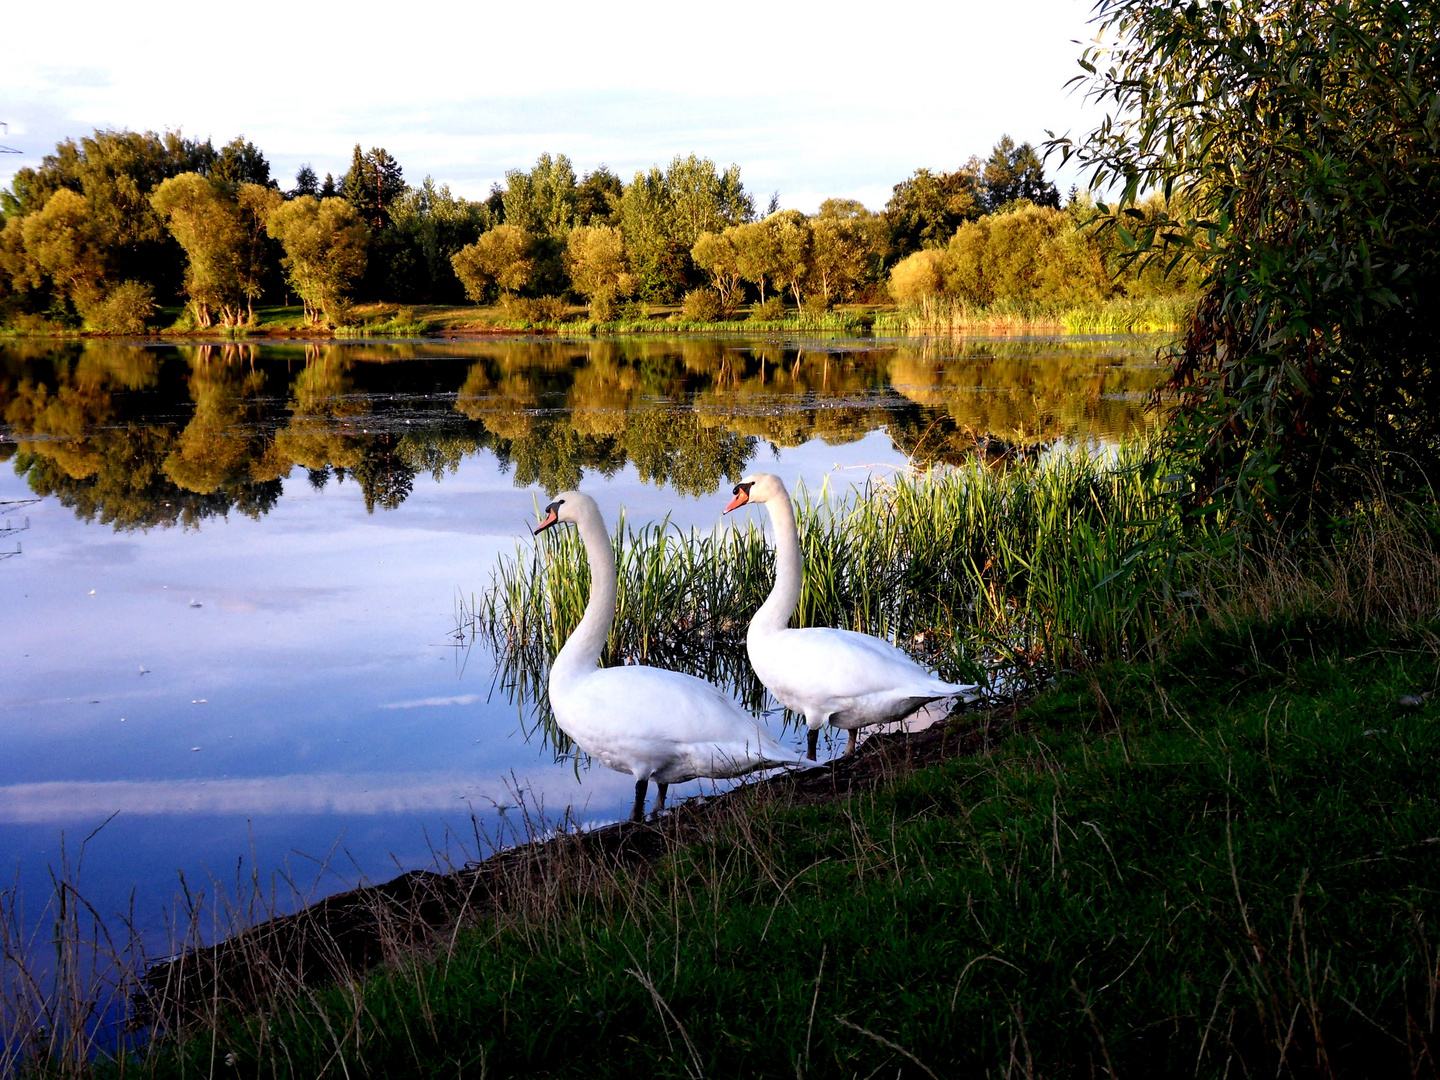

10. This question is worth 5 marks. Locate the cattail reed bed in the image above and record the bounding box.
[469,446,1440,754]
[467,446,1186,749]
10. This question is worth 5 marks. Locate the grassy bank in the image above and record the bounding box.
[13,457,1440,1077]
[120,623,1440,1078]
[0,298,1194,340]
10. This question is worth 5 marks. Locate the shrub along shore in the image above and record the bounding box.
[9,449,1439,1077]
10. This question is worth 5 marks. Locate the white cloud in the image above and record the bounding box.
[1,0,1105,210]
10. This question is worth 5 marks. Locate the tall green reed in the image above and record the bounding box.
[463,446,1186,750]
[871,295,1195,334]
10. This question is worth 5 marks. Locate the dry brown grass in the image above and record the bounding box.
[1188,486,1440,642]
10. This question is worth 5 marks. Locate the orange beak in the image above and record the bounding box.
[533,506,560,534]
[723,488,750,514]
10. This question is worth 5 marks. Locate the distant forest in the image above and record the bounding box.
[0,131,1195,332]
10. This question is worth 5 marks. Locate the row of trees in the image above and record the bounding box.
[0,129,1114,330]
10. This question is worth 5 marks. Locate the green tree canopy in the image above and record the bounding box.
[387,178,493,303]
[980,136,1059,211]
[621,155,753,301]
[265,196,369,326]
[17,189,109,312]
[212,136,272,188]
[576,166,624,226]
[291,165,319,198]
[564,225,631,299]
[810,201,885,308]
[729,218,783,304]
[943,202,1110,307]
[888,248,946,307]
[0,128,219,299]
[341,145,406,230]
[151,173,249,328]
[1061,0,1440,520]
[451,224,535,301]
[690,231,745,313]
[501,153,579,239]
[768,210,813,309]
[885,165,982,257]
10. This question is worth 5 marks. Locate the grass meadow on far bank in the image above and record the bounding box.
[0,295,1195,340]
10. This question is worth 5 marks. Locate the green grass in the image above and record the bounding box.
[128,623,1440,1078]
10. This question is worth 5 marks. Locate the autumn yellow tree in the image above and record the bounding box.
[265,196,369,326]
[451,225,535,302]
[564,225,632,318]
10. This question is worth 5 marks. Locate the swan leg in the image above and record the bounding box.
[845,728,858,756]
[630,779,648,823]
[806,728,819,761]
[654,782,669,815]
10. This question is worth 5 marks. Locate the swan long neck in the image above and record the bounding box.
[552,504,617,681]
[754,491,802,637]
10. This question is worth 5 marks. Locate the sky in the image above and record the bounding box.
[1,0,1107,212]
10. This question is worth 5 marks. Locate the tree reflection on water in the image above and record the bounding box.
[0,336,1163,528]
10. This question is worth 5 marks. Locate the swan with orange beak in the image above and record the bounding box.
[724,474,979,760]
[534,490,810,820]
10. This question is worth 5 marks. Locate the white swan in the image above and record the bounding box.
[534,490,810,821]
[724,473,979,760]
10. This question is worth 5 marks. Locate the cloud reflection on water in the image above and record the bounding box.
[0,769,637,823]
[381,695,482,709]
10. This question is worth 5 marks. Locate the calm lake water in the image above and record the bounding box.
[0,334,1162,941]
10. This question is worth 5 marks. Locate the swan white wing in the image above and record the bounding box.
[549,665,805,782]
[750,626,975,727]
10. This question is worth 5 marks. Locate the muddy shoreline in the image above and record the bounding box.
[139,703,1020,1029]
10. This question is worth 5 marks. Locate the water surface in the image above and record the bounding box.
[0,334,1163,938]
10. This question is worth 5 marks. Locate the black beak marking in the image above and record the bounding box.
[533,499,563,535]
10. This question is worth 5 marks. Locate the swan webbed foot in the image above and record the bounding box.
[630,779,647,823]
[806,728,819,761]
[844,728,857,756]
